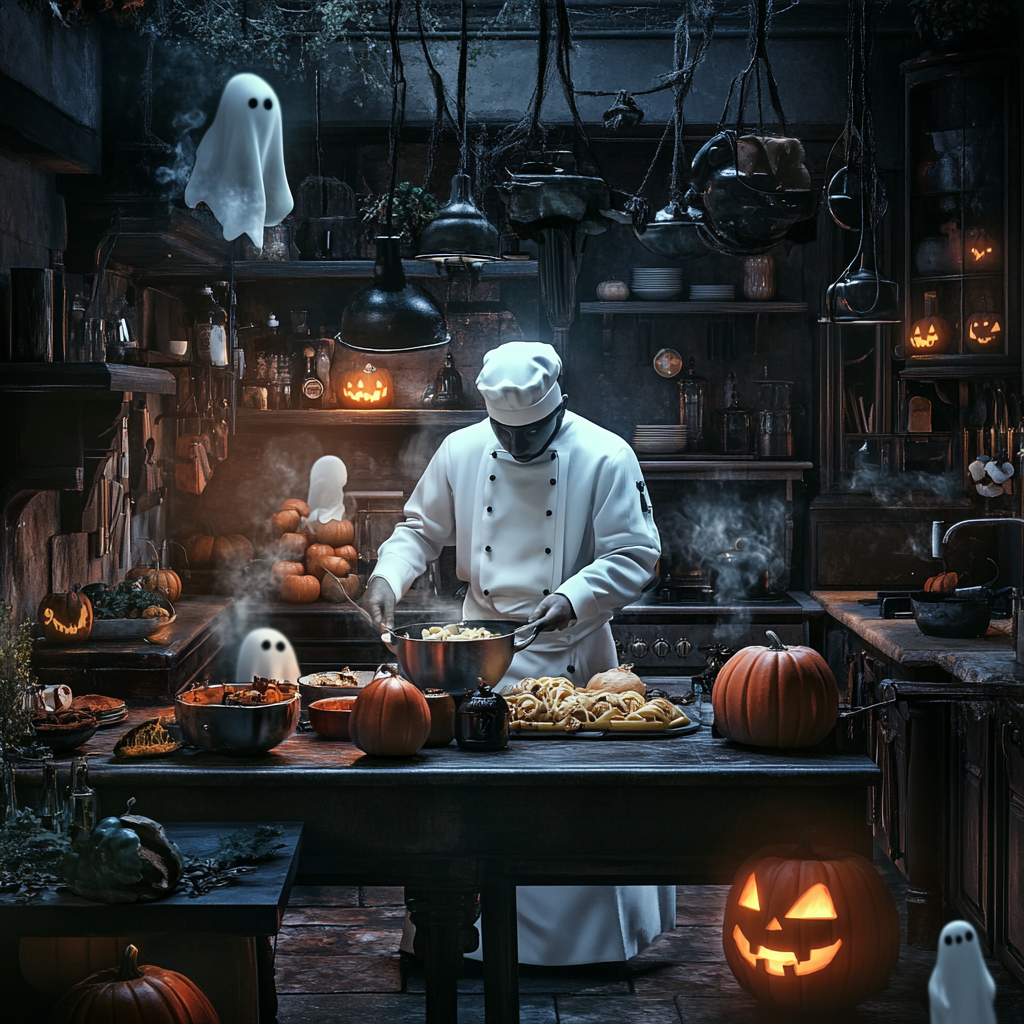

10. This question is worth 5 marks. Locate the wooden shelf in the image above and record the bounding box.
[235,408,485,428]
[580,301,808,315]
[0,362,176,396]
[911,272,1003,282]
[900,361,1020,379]
[638,459,812,482]
[141,259,538,281]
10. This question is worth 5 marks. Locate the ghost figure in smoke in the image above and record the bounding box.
[185,73,293,250]
[235,628,301,684]
[306,455,348,526]
[929,919,996,1024]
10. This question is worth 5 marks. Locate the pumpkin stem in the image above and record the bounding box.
[795,827,818,858]
[117,944,144,981]
[765,630,787,651]
[125,796,136,815]
[376,663,398,680]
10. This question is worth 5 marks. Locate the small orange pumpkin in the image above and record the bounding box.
[965,309,1004,352]
[278,532,309,561]
[305,543,336,580]
[269,510,301,535]
[308,518,355,547]
[335,544,358,564]
[213,534,253,567]
[38,592,93,644]
[281,498,311,517]
[723,830,899,1012]
[348,666,431,756]
[125,568,182,604]
[271,561,305,586]
[338,363,395,409]
[279,574,320,603]
[316,556,351,581]
[712,631,839,748]
[47,943,219,1024]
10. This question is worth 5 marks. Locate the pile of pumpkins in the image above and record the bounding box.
[182,533,254,571]
[269,497,362,603]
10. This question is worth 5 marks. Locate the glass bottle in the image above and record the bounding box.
[1,761,18,822]
[68,756,98,836]
[300,346,325,409]
[679,358,708,450]
[194,286,228,366]
[316,332,334,408]
[37,761,62,832]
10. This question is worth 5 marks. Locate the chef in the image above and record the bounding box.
[363,340,674,966]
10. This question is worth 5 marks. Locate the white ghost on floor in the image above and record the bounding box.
[929,919,996,1024]
[185,73,293,249]
[307,455,348,525]
[235,628,301,684]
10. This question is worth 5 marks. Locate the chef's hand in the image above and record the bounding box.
[362,577,396,631]
[528,593,576,633]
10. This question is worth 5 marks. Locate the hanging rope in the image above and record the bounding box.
[456,0,469,172]
[718,0,786,135]
[416,0,456,191]
[385,0,406,231]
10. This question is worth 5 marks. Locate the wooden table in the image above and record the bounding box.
[2,821,302,1024]
[41,709,880,1024]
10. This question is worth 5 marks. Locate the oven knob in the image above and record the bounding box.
[629,639,649,659]
[675,638,692,657]
[614,640,625,658]
[653,638,670,658]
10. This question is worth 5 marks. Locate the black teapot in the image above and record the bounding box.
[455,679,509,751]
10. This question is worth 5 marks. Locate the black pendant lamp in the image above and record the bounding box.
[416,0,500,264]
[339,0,448,352]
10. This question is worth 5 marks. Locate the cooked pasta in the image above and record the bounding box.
[420,624,499,641]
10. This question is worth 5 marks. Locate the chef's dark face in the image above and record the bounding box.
[490,398,567,463]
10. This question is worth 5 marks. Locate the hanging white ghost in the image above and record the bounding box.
[185,73,293,250]
[235,628,301,684]
[928,919,996,1024]
[306,455,349,526]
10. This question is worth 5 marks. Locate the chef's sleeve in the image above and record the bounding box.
[369,440,457,600]
[555,447,660,624]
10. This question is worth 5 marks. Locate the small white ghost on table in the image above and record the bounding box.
[929,919,996,1024]
[185,73,293,251]
[235,628,300,684]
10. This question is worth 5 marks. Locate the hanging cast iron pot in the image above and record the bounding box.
[633,201,709,261]
[416,172,500,263]
[687,131,818,256]
[824,248,899,322]
[340,236,449,353]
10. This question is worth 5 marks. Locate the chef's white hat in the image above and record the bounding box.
[476,342,563,426]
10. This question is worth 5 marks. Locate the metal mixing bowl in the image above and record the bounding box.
[175,685,300,754]
[381,620,540,695]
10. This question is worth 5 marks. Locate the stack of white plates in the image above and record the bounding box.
[632,425,689,454]
[71,694,128,726]
[689,284,735,301]
[630,268,684,301]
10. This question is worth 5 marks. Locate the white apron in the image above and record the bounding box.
[379,417,673,964]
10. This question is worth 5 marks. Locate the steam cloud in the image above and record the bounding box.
[155,108,207,194]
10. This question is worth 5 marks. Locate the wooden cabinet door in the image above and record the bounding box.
[952,704,993,939]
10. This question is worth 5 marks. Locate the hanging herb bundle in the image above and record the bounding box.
[0,603,35,759]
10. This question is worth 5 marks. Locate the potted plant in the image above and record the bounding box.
[361,183,440,257]
[0,602,36,818]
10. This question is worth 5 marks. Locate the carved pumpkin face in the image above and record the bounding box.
[908,314,952,353]
[966,310,1003,352]
[722,833,900,1012]
[338,363,394,409]
[38,592,93,645]
[964,228,999,270]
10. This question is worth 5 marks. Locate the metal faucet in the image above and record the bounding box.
[931,518,1024,651]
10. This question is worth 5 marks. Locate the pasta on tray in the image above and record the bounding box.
[506,677,689,733]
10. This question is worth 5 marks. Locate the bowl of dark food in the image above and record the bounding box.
[308,696,358,740]
[380,620,541,695]
[298,668,372,708]
[32,708,99,751]
[175,679,300,754]
[910,591,993,639]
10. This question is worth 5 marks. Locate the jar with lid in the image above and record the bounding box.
[455,680,510,751]
[193,286,228,366]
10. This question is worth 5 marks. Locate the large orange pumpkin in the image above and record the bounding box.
[712,631,838,748]
[213,534,253,567]
[38,592,93,644]
[125,568,182,604]
[723,831,899,1013]
[279,574,320,603]
[348,666,431,756]
[307,518,355,547]
[338,363,395,408]
[47,944,219,1024]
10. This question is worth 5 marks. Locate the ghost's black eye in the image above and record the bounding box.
[248,97,258,108]
[264,98,273,110]
[945,935,953,945]
[956,935,963,943]
[966,931,974,941]
[276,641,286,651]
[261,639,271,650]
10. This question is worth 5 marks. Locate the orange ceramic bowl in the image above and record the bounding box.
[308,696,357,741]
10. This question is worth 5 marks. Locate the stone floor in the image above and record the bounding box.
[276,852,1024,1023]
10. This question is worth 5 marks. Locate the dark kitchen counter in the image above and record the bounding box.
[812,590,1023,686]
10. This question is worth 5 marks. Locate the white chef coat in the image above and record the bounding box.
[375,410,674,965]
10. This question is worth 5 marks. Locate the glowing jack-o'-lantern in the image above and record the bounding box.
[964,227,1000,271]
[908,291,952,354]
[38,592,93,644]
[338,363,395,409]
[723,830,900,1013]
[966,308,1004,353]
